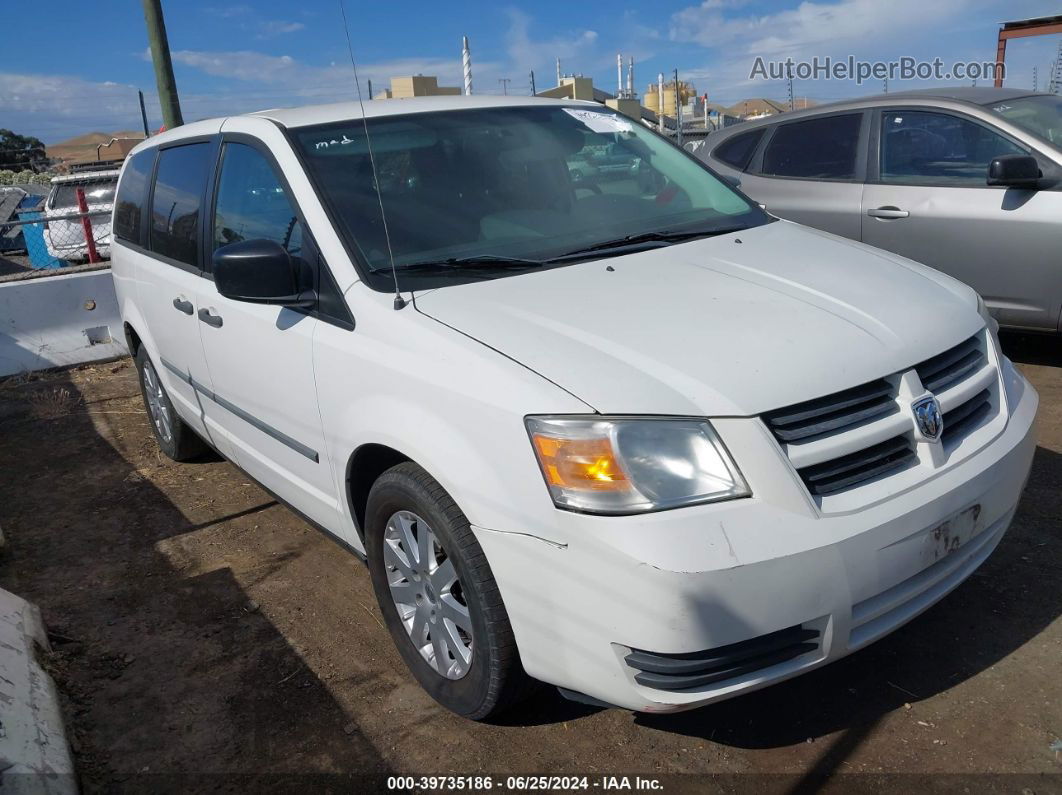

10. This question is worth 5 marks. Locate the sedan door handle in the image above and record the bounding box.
[866,206,910,219]
[172,298,193,315]
[197,308,223,328]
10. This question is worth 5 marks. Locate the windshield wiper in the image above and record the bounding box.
[558,226,747,257]
[369,255,547,275]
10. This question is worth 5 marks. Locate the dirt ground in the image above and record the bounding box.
[0,333,1059,792]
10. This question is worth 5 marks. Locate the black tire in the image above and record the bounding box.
[134,346,207,462]
[365,462,534,720]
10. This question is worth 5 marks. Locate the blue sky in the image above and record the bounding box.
[1,0,1059,143]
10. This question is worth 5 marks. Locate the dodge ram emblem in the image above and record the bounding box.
[912,395,943,441]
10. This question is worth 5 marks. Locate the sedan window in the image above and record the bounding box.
[880,111,1027,185]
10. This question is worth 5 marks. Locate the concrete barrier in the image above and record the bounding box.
[0,586,77,794]
[0,266,127,377]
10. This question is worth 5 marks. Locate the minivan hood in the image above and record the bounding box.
[413,221,983,416]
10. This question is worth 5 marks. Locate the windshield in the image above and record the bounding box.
[49,179,117,210]
[292,106,767,289]
[987,95,1062,147]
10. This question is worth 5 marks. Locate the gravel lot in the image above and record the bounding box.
[0,333,1059,792]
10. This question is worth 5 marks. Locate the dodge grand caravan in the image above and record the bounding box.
[110,96,1037,719]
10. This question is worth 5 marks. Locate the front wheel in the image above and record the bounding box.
[134,346,206,462]
[365,462,533,719]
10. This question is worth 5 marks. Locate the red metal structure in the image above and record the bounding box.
[995,14,1062,87]
[74,187,100,264]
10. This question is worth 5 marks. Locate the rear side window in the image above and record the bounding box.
[114,150,155,243]
[761,114,862,180]
[713,129,764,171]
[150,143,212,266]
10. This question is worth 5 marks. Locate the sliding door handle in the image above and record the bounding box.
[172,297,193,315]
[197,308,223,328]
[866,206,910,219]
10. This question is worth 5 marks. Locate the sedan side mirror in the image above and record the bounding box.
[987,154,1041,189]
[213,239,313,307]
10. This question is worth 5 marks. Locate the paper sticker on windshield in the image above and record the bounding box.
[563,108,633,134]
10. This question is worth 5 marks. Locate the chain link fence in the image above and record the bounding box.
[1,190,111,275]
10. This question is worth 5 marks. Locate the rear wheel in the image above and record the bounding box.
[134,347,206,462]
[365,462,533,719]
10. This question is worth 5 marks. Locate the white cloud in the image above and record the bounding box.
[505,8,599,76]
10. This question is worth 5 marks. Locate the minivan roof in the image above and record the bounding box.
[249,95,596,129]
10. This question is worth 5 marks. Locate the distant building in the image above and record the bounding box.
[643,81,697,119]
[726,98,789,119]
[374,75,462,100]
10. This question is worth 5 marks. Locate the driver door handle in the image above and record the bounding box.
[172,297,193,315]
[197,308,223,328]
[867,206,910,219]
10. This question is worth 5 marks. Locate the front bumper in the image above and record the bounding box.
[473,358,1038,712]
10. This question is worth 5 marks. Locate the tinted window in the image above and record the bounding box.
[150,143,211,266]
[114,151,154,242]
[880,111,1027,185]
[212,143,302,257]
[761,114,862,179]
[714,129,764,170]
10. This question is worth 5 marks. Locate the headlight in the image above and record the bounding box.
[525,416,750,515]
[976,294,999,335]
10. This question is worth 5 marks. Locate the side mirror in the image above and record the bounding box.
[213,239,312,306]
[987,154,1040,189]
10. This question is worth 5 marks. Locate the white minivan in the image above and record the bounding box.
[110,96,1037,719]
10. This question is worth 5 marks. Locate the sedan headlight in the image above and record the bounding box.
[525,416,750,515]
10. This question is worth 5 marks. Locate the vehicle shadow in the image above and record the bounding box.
[634,442,1061,749]
[0,370,391,790]
[1000,330,1062,368]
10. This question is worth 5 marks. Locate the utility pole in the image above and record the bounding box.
[1033,66,1038,92]
[674,69,683,146]
[141,0,183,129]
[367,78,374,99]
[883,76,888,94]
[498,78,511,95]
[786,63,794,110]
[529,70,536,96]
[137,90,150,136]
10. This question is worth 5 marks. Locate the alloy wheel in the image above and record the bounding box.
[383,510,474,679]
[142,360,173,445]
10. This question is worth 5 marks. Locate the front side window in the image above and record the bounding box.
[761,114,862,179]
[714,128,764,171]
[114,150,155,242]
[987,94,1062,147]
[150,143,211,266]
[212,143,302,258]
[291,106,766,290]
[880,110,1027,185]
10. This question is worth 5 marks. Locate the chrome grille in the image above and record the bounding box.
[765,333,998,500]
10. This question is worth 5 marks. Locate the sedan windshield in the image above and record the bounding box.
[291,106,767,289]
[987,94,1062,147]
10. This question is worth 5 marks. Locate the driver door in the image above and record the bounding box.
[861,108,1061,331]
